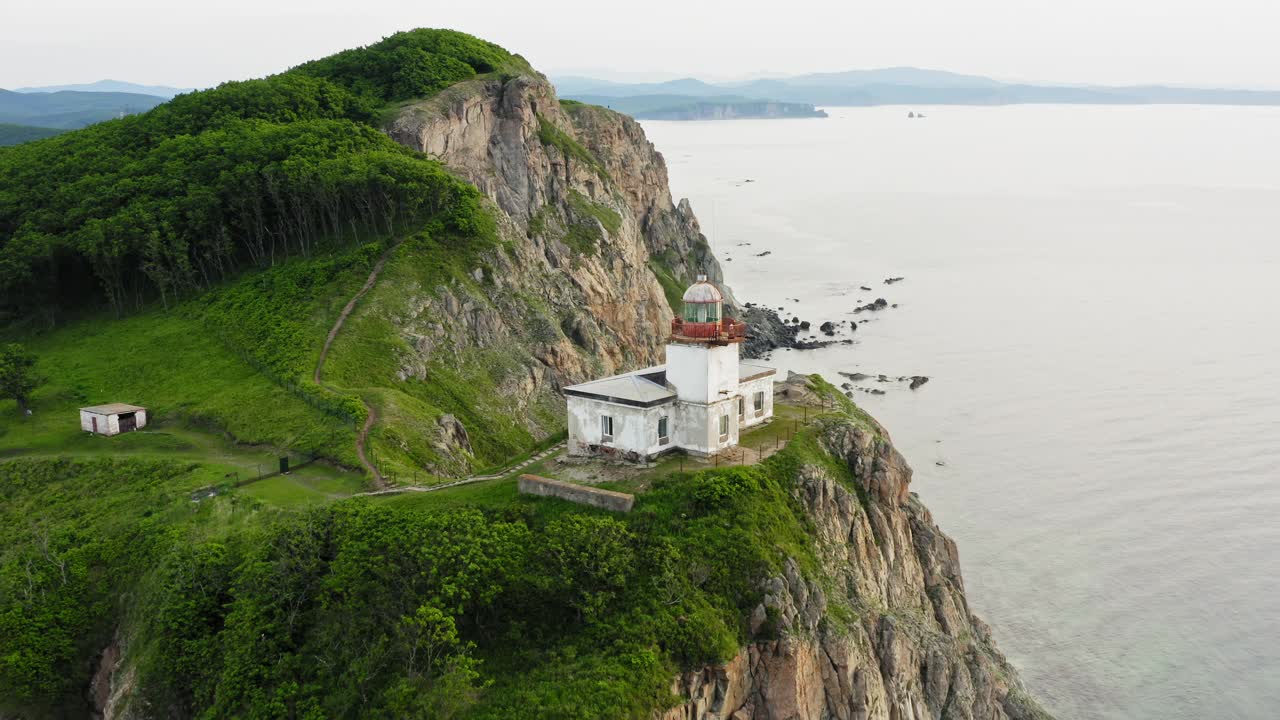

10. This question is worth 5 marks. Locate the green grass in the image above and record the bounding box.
[0,457,286,713]
[321,231,566,480]
[647,259,685,312]
[1,371,898,718]
[375,477,523,512]
[559,190,623,257]
[536,113,607,178]
[238,467,368,507]
[567,190,622,236]
[0,308,357,465]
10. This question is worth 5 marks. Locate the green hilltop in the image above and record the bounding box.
[0,28,786,717]
[0,29,991,720]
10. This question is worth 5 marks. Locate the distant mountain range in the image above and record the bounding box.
[15,79,192,98]
[0,88,168,130]
[565,94,825,120]
[555,67,1280,119]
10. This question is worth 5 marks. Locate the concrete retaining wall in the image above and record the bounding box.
[518,474,635,513]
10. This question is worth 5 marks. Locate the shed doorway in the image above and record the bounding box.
[119,412,137,433]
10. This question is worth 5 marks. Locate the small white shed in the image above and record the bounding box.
[80,403,148,436]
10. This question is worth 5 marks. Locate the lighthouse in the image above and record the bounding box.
[564,275,775,461]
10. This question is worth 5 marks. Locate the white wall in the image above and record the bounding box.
[80,410,120,436]
[674,396,739,456]
[567,396,675,459]
[80,409,148,436]
[665,342,739,404]
[738,376,776,429]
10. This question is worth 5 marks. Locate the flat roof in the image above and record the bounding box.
[80,403,146,415]
[564,365,675,408]
[739,363,777,382]
[564,362,776,408]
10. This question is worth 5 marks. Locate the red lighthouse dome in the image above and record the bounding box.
[670,275,747,344]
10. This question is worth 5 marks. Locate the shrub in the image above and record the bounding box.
[690,466,762,509]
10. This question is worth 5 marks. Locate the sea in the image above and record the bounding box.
[643,105,1280,720]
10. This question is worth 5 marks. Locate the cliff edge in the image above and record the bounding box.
[662,375,1052,720]
[380,73,1050,718]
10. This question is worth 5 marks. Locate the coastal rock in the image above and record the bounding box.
[664,379,1054,720]
[855,298,890,313]
[379,72,748,473]
[909,376,930,391]
[740,305,800,358]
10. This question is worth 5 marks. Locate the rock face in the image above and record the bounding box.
[386,75,677,368]
[660,376,1052,720]
[386,74,722,293]
[375,73,746,473]
[375,72,793,473]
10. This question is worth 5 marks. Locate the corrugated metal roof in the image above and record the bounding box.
[80,403,146,415]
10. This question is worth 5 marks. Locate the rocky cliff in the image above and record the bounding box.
[383,73,677,376]
[660,375,1051,720]
[366,71,790,474]
[356,69,1049,719]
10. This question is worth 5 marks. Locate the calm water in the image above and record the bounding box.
[643,106,1280,720]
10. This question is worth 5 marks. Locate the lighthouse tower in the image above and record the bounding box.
[562,274,773,462]
[665,275,748,455]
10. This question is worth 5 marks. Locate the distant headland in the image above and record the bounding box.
[555,67,1280,120]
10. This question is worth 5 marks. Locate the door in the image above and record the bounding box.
[91,416,98,434]
[119,412,137,433]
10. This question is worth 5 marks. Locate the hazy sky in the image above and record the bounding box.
[4,0,1278,89]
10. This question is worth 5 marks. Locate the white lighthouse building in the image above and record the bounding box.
[565,275,776,461]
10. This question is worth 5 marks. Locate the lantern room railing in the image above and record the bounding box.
[671,317,748,342]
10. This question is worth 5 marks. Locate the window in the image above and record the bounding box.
[658,416,669,445]
[719,414,729,440]
[601,415,614,441]
[738,396,745,420]
[682,302,721,323]
[753,391,765,413]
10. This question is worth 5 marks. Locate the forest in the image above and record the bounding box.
[0,29,527,325]
[0,441,836,718]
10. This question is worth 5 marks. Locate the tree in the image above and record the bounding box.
[0,344,41,415]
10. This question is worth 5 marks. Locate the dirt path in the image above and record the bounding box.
[354,441,567,497]
[315,243,400,488]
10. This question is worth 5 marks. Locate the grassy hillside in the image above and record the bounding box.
[0,28,527,323]
[0,384,867,719]
[0,27,785,719]
[1,245,385,464]
[0,123,65,146]
[0,28,538,469]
